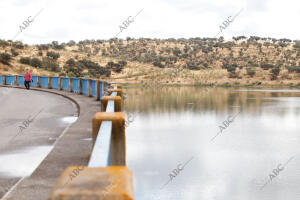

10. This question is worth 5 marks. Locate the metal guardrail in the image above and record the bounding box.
[54,83,132,199]
[88,121,113,167]
[0,76,133,199]
[0,74,108,101]
[106,100,115,112]
[88,85,117,167]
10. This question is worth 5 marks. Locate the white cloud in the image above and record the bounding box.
[0,0,299,44]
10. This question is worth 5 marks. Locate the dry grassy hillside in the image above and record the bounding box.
[1,36,300,87]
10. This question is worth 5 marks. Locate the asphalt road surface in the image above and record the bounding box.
[0,87,78,198]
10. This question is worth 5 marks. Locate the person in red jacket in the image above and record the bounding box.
[24,69,32,90]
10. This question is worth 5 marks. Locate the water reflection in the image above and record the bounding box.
[124,87,300,115]
[124,87,300,200]
[0,146,53,177]
[61,116,78,124]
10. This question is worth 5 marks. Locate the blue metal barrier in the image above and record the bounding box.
[51,77,59,89]
[72,78,79,93]
[0,75,108,101]
[62,77,69,91]
[92,80,96,97]
[31,76,38,87]
[40,76,48,88]
[99,81,103,99]
[82,79,88,96]
[17,75,24,85]
[6,75,15,85]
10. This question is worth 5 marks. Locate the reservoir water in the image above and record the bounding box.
[125,87,300,200]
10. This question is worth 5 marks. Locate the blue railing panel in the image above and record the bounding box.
[92,80,96,97]
[40,76,48,88]
[62,77,69,91]
[5,75,15,85]
[88,121,112,167]
[72,78,79,93]
[31,76,38,87]
[17,76,24,85]
[99,81,103,99]
[51,77,59,89]
[82,79,88,96]
[0,75,3,85]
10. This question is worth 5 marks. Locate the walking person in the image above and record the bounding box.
[24,69,32,90]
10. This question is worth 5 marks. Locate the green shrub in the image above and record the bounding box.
[30,58,42,68]
[0,53,11,65]
[229,72,238,78]
[51,41,65,50]
[78,59,111,77]
[11,48,19,57]
[64,60,83,77]
[42,58,60,72]
[173,48,181,56]
[46,51,60,60]
[0,40,9,47]
[261,63,273,70]
[66,58,76,66]
[118,60,127,67]
[37,44,50,50]
[186,61,201,70]
[12,42,24,49]
[188,65,201,70]
[286,66,300,73]
[153,60,164,68]
[20,57,31,65]
[227,65,237,73]
[67,72,76,77]
[271,66,280,80]
[271,67,280,75]
[79,59,100,69]
[106,61,124,73]
[246,67,256,77]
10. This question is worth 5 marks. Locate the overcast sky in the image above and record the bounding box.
[0,0,300,44]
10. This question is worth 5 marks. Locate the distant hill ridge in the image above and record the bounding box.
[1,36,300,86]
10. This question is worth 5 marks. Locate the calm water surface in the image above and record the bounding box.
[124,86,300,200]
